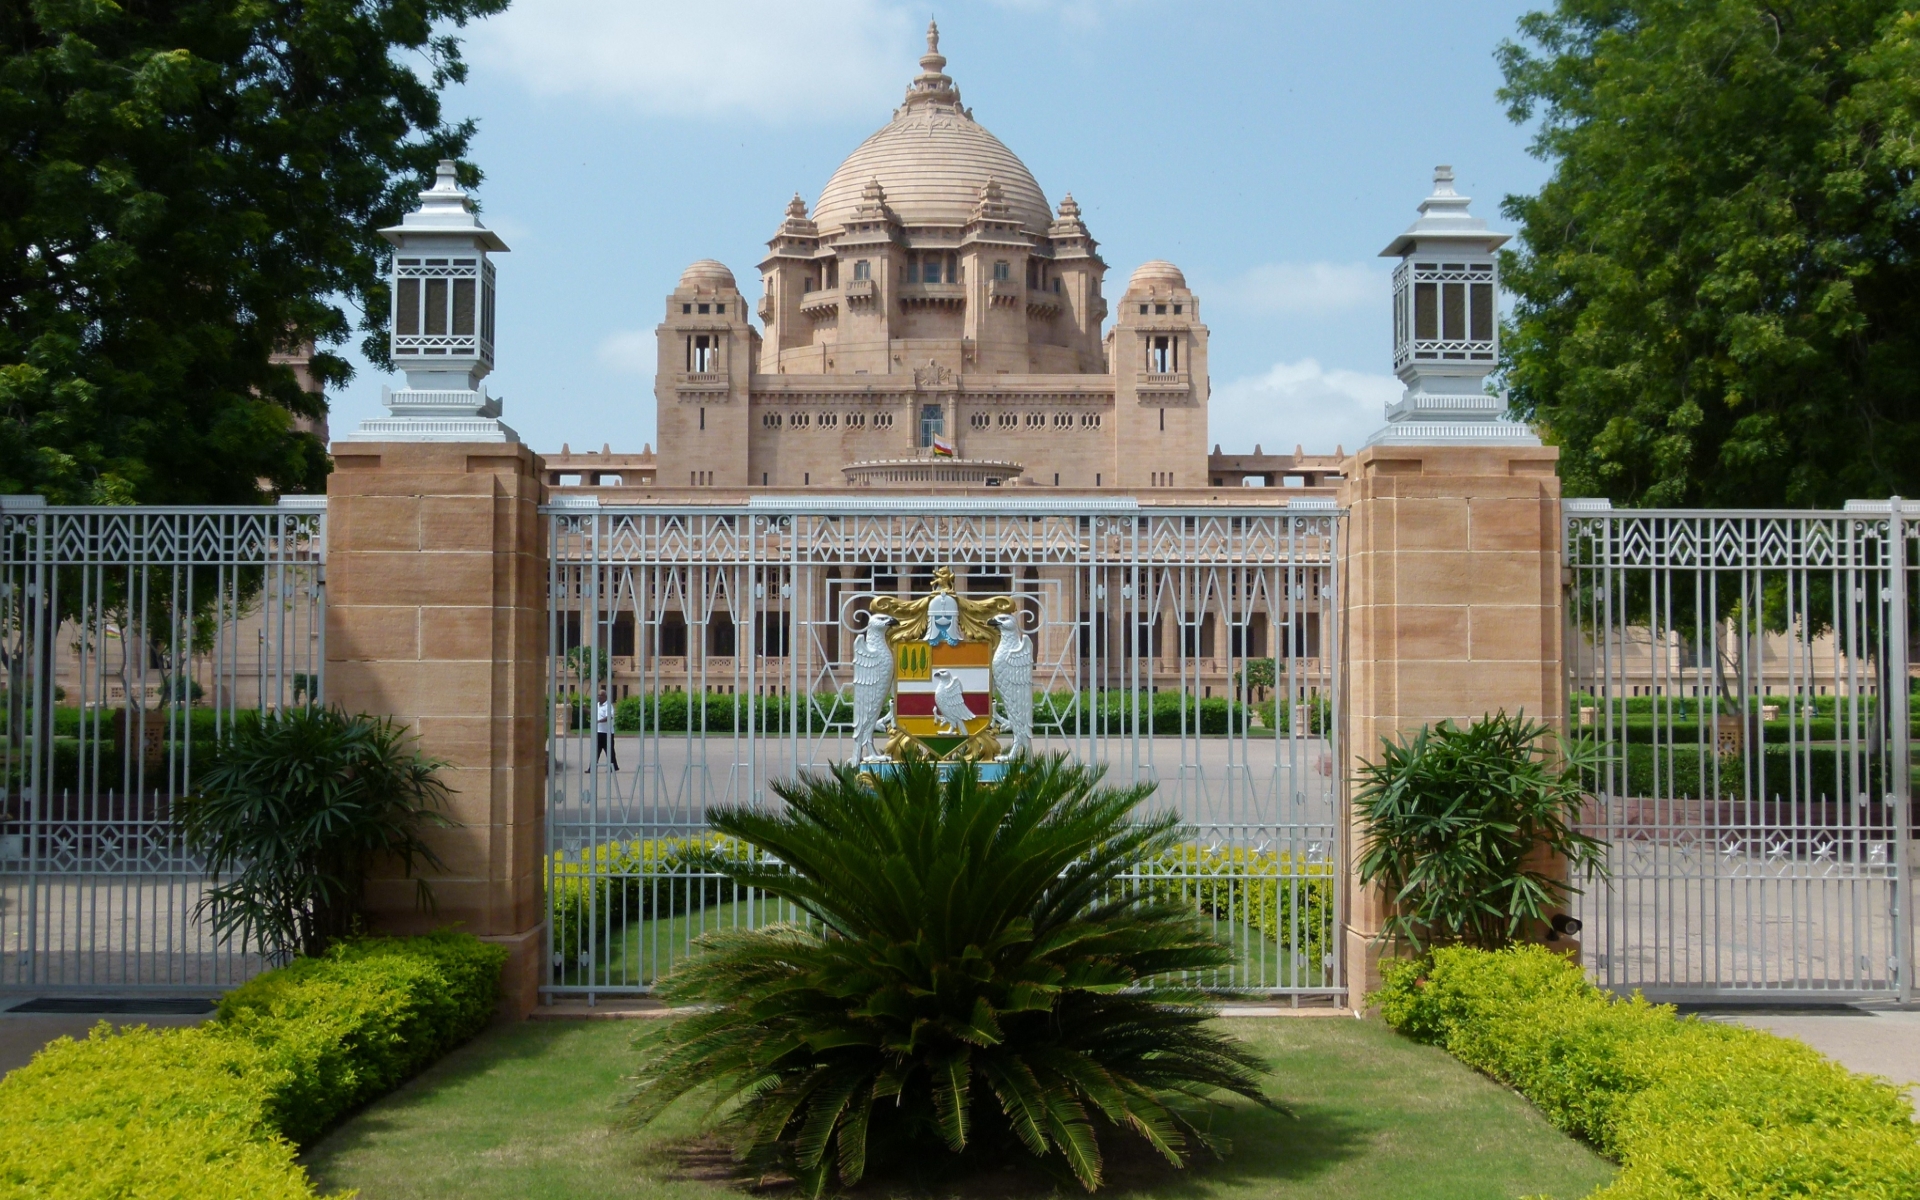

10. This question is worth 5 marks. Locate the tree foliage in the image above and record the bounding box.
[0,0,507,503]
[1499,0,1920,507]
[177,706,452,959]
[631,757,1269,1195]
[1354,711,1606,951]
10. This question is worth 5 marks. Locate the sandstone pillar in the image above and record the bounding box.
[325,442,547,1015]
[1339,443,1563,1009]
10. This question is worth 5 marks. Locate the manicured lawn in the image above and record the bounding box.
[302,1016,1616,1199]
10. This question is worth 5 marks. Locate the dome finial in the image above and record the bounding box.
[904,14,958,110]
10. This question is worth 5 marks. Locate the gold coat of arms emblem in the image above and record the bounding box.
[848,567,1034,770]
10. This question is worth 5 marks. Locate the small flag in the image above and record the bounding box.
[930,435,956,458]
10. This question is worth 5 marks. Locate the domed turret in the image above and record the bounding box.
[1127,260,1187,293]
[677,259,736,291]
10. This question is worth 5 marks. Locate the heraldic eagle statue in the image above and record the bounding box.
[929,668,977,735]
[989,612,1034,758]
[849,612,896,761]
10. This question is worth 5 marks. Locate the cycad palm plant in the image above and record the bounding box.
[632,756,1268,1195]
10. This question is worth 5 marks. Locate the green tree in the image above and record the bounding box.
[632,757,1269,1195]
[0,0,508,504]
[1498,1,1920,507]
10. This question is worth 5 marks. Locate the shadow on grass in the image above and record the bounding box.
[653,1099,1370,1199]
[301,1021,613,1163]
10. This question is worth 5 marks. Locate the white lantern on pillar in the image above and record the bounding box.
[349,161,516,443]
[1367,166,1536,447]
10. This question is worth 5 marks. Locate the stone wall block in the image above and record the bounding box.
[1338,443,1564,1010]
[326,441,548,1018]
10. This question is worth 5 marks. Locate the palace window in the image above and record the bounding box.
[791,412,810,428]
[819,412,837,428]
[1053,413,1071,429]
[993,260,1010,282]
[970,412,989,429]
[716,303,725,314]
[762,412,781,428]
[1054,278,1062,293]
[1026,413,1044,429]
[682,303,691,314]
[1155,304,1166,315]
[690,334,718,372]
[1138,303,1148,315]
[874,411,893,428]
[922,259,942,284]
[697,303,709,314]
[919,403,944,447]
[1172,303,1181,313]
[1080,412,1101,429]
[998,412,1017,429]
[847,412,865,428]
[852,260,870,281]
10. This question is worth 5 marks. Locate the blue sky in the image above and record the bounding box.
[334,0,1552,457]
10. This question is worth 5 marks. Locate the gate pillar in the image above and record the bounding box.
[324,442,548,1015]
[1339,444,1564,1009]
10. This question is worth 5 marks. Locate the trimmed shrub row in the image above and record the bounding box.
[549,836,748,971]
[0,932,506,1199]
[549,835,1333,981]
[1584,717,1920,744]
[1376,945,1920,1198]
[1594,742,1891,802]
[1036,690,1252,735]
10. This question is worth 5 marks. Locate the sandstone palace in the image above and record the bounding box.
[546,22,1345,498]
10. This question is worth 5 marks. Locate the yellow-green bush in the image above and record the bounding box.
[0,933,504,1199]
[1151,844,1335,962]
[1376,945,1920,1198]
[0,1026,323,1200]
[548,835,750,970]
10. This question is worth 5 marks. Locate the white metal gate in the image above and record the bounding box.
[543,497,1344,999]
[1566,499,1915,1000]
[0,497,326,992]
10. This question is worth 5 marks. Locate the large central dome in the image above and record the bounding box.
[812,23,1051,236]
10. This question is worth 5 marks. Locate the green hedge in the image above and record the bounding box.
[1375,945,1920,1198]
[591,690,1256,737]
[1036,689,1251,735]
[607,691,852,734]
[1595,742,1888,802]
[0,932,505,1199]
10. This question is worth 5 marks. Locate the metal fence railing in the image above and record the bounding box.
[543,498,1344,999]
[0,497,326,992]
[1565,499,1915,1001]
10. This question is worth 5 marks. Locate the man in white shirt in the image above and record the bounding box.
[594,689,619,771]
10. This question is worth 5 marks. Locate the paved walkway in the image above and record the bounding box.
[0,1009,212,1077]
[1705,1005,1920,1106]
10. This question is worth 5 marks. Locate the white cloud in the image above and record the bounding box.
[1208,261,1384,318]
[597,329,657,376]
[1209,359,1398,458]
[468,0,915,121]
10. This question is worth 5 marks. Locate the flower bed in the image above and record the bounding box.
[0,932,506,1200]
[1376,945,1920,1198]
